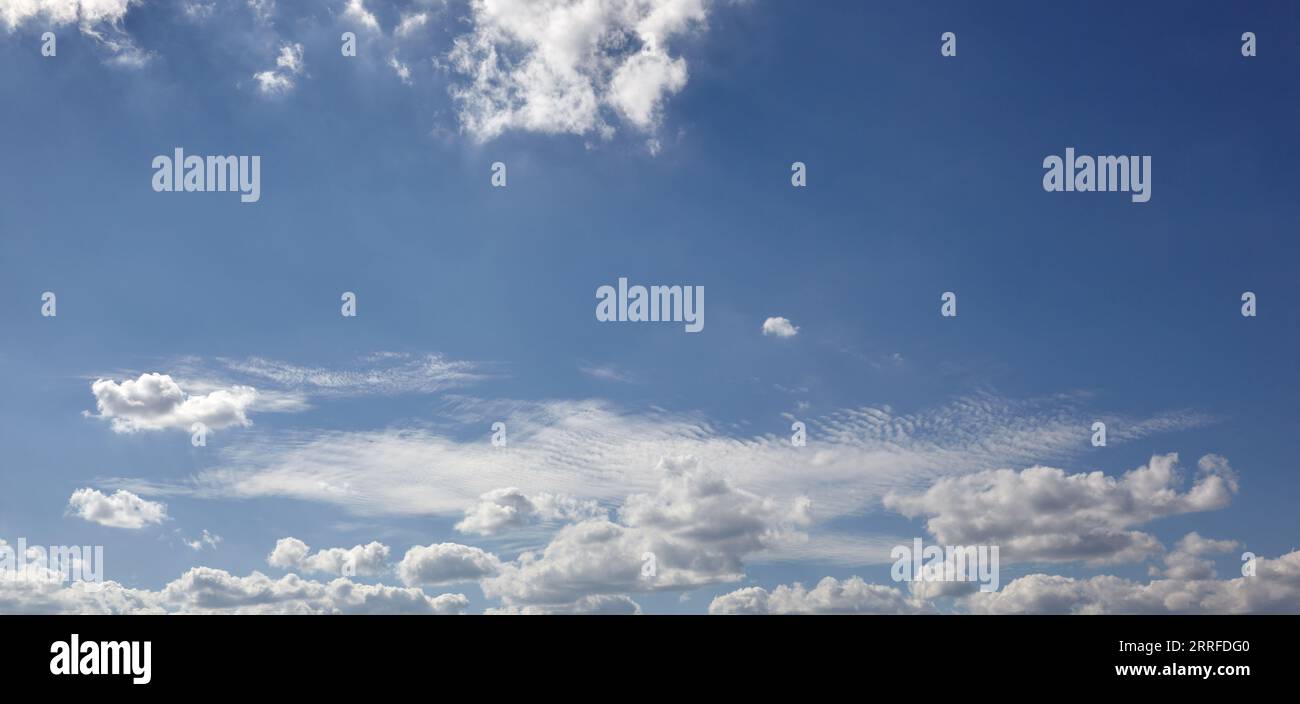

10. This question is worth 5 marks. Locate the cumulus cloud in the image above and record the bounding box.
[480,456,810,610]
[883,453,1238,565]
[447,0,712,143]
[454,487,605,536]
[1,551,468,615]
[266,538,390,577]
[709,576,924,615]
[87,373,257,433]
[761,316,799,338]
[67,488,167,529]
[1152,532,1241,580]
[254,42,305,95]
[963,549,1300,614]
[709,547,1300,615]
[397,543,503,586]
[488,594,642,615]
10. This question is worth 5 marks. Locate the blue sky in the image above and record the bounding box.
[0,0,1297,614]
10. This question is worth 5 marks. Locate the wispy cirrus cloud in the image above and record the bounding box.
[218,352,487,397]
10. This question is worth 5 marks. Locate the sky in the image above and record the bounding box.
[0,0,1298,614]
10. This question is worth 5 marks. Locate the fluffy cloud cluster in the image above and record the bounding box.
[447,0,710,143]
[709,576,925,615]
[1154,532,1241,580]
[0,564,468,614]
[397,543,503,586]
[454,487,605,536]
[480,456,811,611]
[965,548,1300,614]
[267,537,390,577]
[88,373,257,433]
[67,488,167,529]
[883,453,1238,564]
[710,545,1300,615]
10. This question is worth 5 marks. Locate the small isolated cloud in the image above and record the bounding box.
[397,543,502,586]
[87,373,257,433]
[254,42,305,95]
[266,538,390,577]
[185,530,222,551]
[762,317,799,338]
[388,55,412,84]
[68,488,167,529]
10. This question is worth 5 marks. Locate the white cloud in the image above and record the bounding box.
[87,373,257,433]
[0,0,148,65]
[266,537,390,577]
[67,488,166,529]
[447,0,712,142]
[388,55,412,84]
[395,11,428,38]
[185,530,222,551]
[247,0,274,24]
[342,0,378,32]
[220,352,484,396]
[963,549,1300,614]
[157,567,470,614]
[761,316,799,338]
[480,456,809,610]
[1152,532,1241,580]
[488,593,642,614]
[883,453,1238,565]
[181,1,214,21]
[0,553,468,615]
[0,0,132,29]
[454,487,605,536]
[578,362,636,383]
[107,394,1212,545]
[397,543,502,586]
[709,548,1300,615]
[254,42,304,95]
[709,576,924,615]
